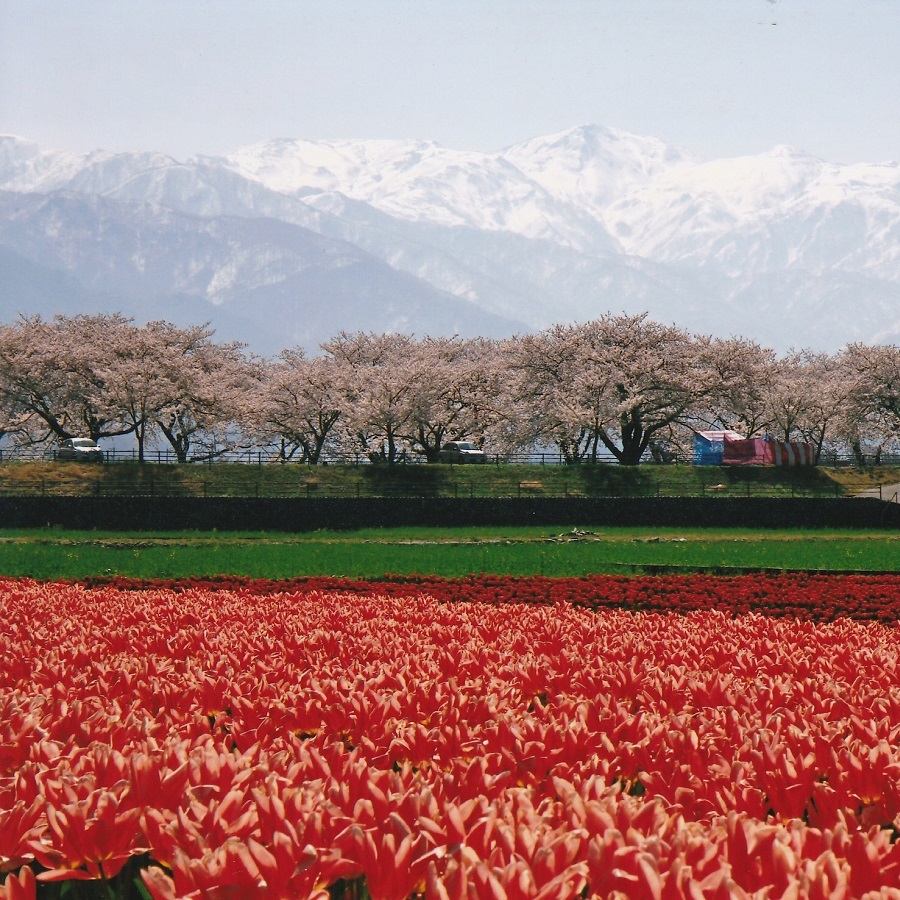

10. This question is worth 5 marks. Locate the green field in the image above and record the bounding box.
[1,526,898,579]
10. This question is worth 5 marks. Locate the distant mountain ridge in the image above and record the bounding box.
[1,124,898,354]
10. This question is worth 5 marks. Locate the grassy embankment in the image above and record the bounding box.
[2,460,896,498]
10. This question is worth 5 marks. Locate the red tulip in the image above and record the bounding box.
[29,789,141,882]
[0,865,35,900]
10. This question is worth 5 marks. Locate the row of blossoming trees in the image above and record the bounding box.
[0,312,898,465]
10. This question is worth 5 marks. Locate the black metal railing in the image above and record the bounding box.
[2,446,896,468]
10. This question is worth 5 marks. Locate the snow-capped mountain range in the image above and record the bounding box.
[1,124,899,355]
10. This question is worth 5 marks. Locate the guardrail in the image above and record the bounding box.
[0,447,642,466]
[1,447,898,468]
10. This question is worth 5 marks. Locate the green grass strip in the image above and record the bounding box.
[0,527,898,579]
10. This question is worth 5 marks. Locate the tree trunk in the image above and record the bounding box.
[618,411,647,466]
[136,420,146,463]
[156,418,190,463]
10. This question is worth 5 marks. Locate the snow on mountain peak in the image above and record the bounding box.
[0,136,86,192]
[4,126,900,353]
[219,135,615,248]
[500,123,694,211]
[221,137,445,196]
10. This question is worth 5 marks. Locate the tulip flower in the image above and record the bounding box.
[5,577,900,897]
[0,865,35,900]
[29,789,141,882]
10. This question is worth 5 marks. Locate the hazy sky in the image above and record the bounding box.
[2,0,898,164]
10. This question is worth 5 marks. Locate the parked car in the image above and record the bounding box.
[57,437,104,463]
[437,440,486,463]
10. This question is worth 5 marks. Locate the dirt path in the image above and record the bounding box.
[853,483,900,503]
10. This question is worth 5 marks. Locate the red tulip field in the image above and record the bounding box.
[3,574,900,898]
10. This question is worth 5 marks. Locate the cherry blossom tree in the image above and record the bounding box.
[736,351,819,447]
[513,314,741,465]
[0,388,27,446]
[0,315,260,461]
[0,314,139,445]
[322,331,418,463]
[93,320,258,462]
[840,342,900,464]
[318,333,518,463]
[771,351,852,463]
[0,335,31,445]
[254,349,342,462]
[479,336,538,457]
[509,325,610,462]
[404,336,509,461]
[684,343,854,464]
[145,323,260,462]
[846,343,900,429]
[3,310,899,470]
[94,321,170,461]
[692,338,778,438]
